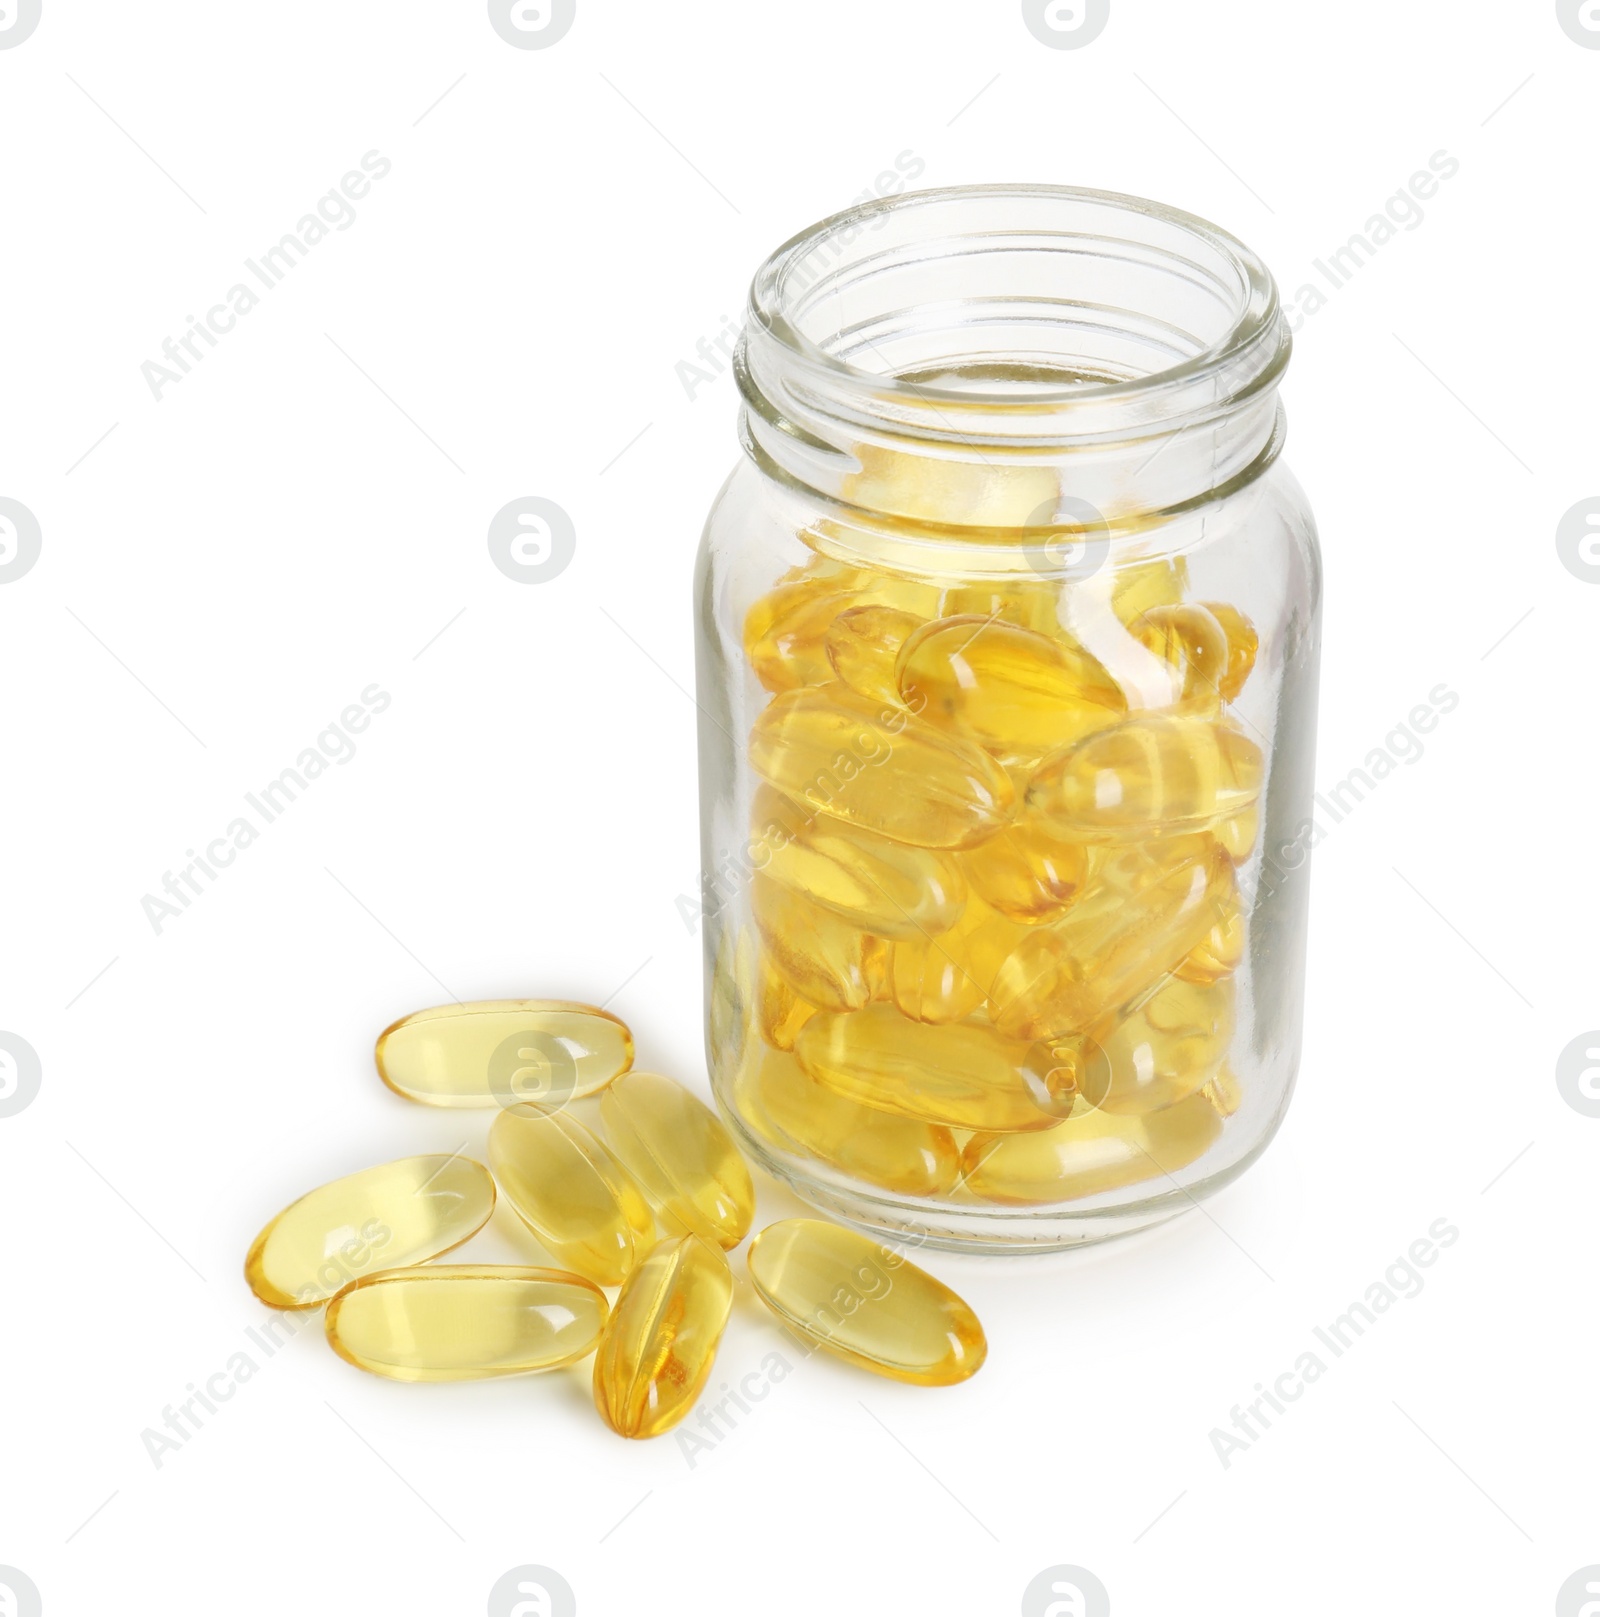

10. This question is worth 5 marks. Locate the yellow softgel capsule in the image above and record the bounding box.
[754,786,967,939]
[888,893,1029,1024]
[1176,872,1245,984]
[896,616,1125,762]
[825,603,924,705]
[324,1265,608,1382]
[489,1105,655,1286]
[1216,804,1260,863]
[751,873,876,1012]
[795,1003,1075,1131]
[1027,714,1263,841]
[1110,555,1187,624]
[747,1219,986,1387]
[749,685,1014,850]
[960,1090,1222,1204]
[1130,603,1232,714]
[958,812,1090,924]
[600,1072,755,1250]
[991,841,1233,1039]
[1078,977,1235,1115]
[743,581,855,692]
[936,581,1063,637]
[1201,601,1260,703]
[593,1235,734,1439]
[757,952,814,1051]
[245,1154,495,1310]
[375,1000,633,1109]
[754,1049,961,1198]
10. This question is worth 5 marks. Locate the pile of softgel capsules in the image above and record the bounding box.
[244,1000,985,1439]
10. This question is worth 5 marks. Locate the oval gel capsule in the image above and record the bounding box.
[489,1106,654,1286]
[794,1003,1076,1131]
[958,812,1089,923]
[747,1219,985,1386]
[1077,977,1236,1115]
[749,685,1014,850]
[1129,603,1232,714]
[245,1154,495,1310]
[1201,601,1259,702]
[751,874,876,1012]
[1027,714,1263,841]
[897,615,1124,760]
[324,1265,608,1381]
[744,581,855,693]
[960,1091,1221,1203]
[375,1000,633,1109]
[593,1236,734,1439]
[754,786,967,939]
[825,603,924,705]
[991,841,1233,1039]
[755,1049,960,1198]
[599,1072,755,1250]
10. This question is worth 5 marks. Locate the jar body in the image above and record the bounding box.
[694,187,1321,1251]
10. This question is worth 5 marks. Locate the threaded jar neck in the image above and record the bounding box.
[736,184,1290,539]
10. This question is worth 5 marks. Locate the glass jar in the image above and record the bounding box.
[694,185,1320,1252]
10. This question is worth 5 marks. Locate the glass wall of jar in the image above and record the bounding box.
[694,186,1320,1251]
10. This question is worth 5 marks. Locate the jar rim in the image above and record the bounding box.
[746,182,1286,416]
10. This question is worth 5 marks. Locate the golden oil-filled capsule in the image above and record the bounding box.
[245,1154,495,1310]
[896,616,1125,762]
[845,443,1061,532]
[751,873,876,1012]
[1216,804,1259,863]
[324,1265,608,1382]
[960,1090,1222,1204]
[744,581,855,692]
[959,811,1090,923]
[992,840,1233,1039]
[754,1049,961,1198]
[1201,602,1259,702]
[1027,714,1263,841]
[747,1219,986,1386]
[888,894,1029,1024]
[757,952,814,1050]
[748,685,1014,850]
[600,1072,754,1250]
[1077,976,1235,1115]
[1110,555,1188,624]
[1176,870,1245,984]
[1130,603,1232,715]
[753,785,967,939]
[1203,1063,1243,1117]
[795,1003,1076,1131]
[593,1235,734,1439]
[375,1000,633,1109]
[489,1105,654,1286]
[936,581,1064,636]
[825,603,924,706]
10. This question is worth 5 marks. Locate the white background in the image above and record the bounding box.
[1,2,1594,1613]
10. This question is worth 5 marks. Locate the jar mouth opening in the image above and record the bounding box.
[746,183,1285,420]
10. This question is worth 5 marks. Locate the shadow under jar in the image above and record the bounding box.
[694,185,1321,1252]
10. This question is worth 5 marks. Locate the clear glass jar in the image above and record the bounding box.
[694,185,1320,1252]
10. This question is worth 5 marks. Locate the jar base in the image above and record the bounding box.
[724,1108,1259,1255]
